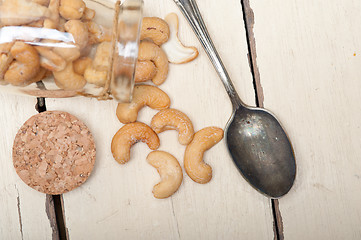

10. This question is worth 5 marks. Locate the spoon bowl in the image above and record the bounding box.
[226,106,296,198]
[174,0,296,198]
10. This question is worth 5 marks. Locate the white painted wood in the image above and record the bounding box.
[45,0,274,239]
[0,93,54,239]
[249,0,361,238]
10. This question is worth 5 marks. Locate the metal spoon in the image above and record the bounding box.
[173,0,296,198]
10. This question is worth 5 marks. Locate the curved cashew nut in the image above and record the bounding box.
[0,0,50,26]
[184,127,224,184]
[35,46,66,72]
[138,41,169,85]
[151,109,194,145]
[59,0,85,20]
[0,43,14,81]
[93,42,111,71]
[116,85,171,124]
[44,0,60,29]
[4,42,40,86]
[32,0,50,6]
[163,13,199,64]
[82,8,96,21]
[53,44,81,62]
[147,151,183,199]
[73,57,92,75]
[135,60,157,83]
[53,61,86,90]
[86,21,112,44]
[140,17,170,46]
[84,66,107,87]
[64,20,89,50]
[111,122,160,164]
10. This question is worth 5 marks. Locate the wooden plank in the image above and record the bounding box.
[45,0,275,239]
[249,0,361,238]
[0,93,56,239]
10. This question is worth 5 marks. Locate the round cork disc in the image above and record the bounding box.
[13,111,96,195]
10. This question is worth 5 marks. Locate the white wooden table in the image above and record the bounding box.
[1,0,361,239]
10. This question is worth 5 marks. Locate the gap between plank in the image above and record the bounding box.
[239,1,284,239]
[36,98,68,240]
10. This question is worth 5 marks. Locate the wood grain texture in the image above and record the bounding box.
[0,93,55,239]
[249,0,361,238]
[44,0,274,239]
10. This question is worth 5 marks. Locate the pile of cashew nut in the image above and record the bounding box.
[0,0,117,90]
[111,14,224,199]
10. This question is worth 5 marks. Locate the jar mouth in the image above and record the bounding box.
[0,0,143,102]
[110,0,143,103]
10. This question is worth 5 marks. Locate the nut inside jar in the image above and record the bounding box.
[0,0,143,102]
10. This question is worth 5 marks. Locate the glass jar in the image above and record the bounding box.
[0,0,143,102]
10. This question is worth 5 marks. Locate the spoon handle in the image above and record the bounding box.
[173,0,243,109]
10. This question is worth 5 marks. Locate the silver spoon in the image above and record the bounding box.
[173,0,296,198]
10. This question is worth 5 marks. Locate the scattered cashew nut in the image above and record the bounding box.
[59,0,86,20]
[73,57,92,75]
[0,43,14,81]
[32,0,50,6]
[4,42,40,86]
[43,0,60,29]
[82,8,96,21]
[116,85,171,124]
[86,21,112,44]
[138,41,169,85]
[135,60,157,83]
[140,17,170,46]
[35,46,66,72]
[64,20,89,50]
[84,66,107,87]
[163,13,199,64]
[111,122,160,164]
[0,0,50,26]
[53,61,86,90]
[53,44,81,62]
[184,127,224,184]
[147,151,183,199]
[151,109,194,145]
[93,41,111,71]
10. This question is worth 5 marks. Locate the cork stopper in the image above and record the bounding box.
[13,111,96,195]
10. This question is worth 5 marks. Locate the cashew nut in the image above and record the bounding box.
[135,60,157,83]
[32,0,50,6]
[59,0,85,20]
[53,44,81,62]
[147,151,183,199]
[82,8,96,21]
[138,41,169,85]
[0,0,50,26]
[35,46,66,72]
[86,21,112,44]
[151,109,194,145]
[93,41,111,71]
[53,61,86,90]
[140,17,170,46]
[43,0,60,29]
[184,127,224,184]
[27,67,48,84]
[73,57,92,75]
[0,43,14,81]
[4,42,40,86]
[26,20,45,28]
[64,20,89,50]
[163,13,199,64]
[84,66,107,87]
[111,122,160,164]
[116,85,171,124]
